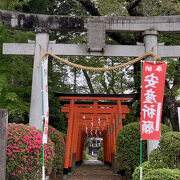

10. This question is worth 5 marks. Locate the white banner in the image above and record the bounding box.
[42,56,49,144]
[178,107,180,132]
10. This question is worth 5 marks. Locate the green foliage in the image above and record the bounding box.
[138,0,180,16]
[149,148,169,169]
[48,92,68,133]
[84,138,91,152]
[133,131,180,179]
[143,169,180,180]
[97,0,128,16]
[132,161,150,180]
[116,122,147,175]
[97,147,104,161]
[48,125,66,174]
[133,163,180,180]
[0,0,31,11]
[48,58,71,133]
[6,123,55,179]
[165,58,180,98]
[83,151,92,160]
[53,0,86,16]
[116,122,170,176]
[159,132,180,169]
[124,101,140,125]
[0,21,34,123]
[22,0,56,14]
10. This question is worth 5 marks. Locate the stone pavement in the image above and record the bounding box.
[67,160,124,180]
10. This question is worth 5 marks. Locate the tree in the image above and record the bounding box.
[0,21,34,123]
[0,0,74,128]
[74,0,180,131]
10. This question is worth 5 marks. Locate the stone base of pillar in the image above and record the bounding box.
[75,160,82,166]
[111,153,117,172]
[63,168,68,174]
[68,167,71,174]
[71,153,76,172]
[104,161,111,167]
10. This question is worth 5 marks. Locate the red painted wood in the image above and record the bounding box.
[64,100,74,169]
[59,95,132,169]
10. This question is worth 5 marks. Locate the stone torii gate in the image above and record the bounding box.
[0,9,180,156]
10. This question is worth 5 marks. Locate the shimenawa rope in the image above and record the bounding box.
[38,50,161,71]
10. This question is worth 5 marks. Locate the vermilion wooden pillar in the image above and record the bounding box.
[76,131,80,162]
[103,135,108,164]
[80,134,85,161]
[63,99,74,175]
[71,112,79,171]
[68,112,77,173]
[113,118,116,153]
[110,124,113,165]
[59,94,133,176]
[117,100,123,134]
[108,126,111,165]
[76,129,82,163]
[106,131,108,163]
[103,137,106,162]
[116,100,124,171]
[112,117,116,170]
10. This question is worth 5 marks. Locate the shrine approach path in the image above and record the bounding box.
[54,160,125,180]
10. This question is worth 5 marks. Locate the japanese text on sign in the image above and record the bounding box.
[140,62,167,140]
[42,56,49,144]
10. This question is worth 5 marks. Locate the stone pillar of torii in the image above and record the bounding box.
[1,9,180,156]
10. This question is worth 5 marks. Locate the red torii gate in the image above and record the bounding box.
[54,92,138,175]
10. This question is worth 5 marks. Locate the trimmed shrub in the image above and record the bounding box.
[116,122,147,175]
[149,148,169,169]
[133,131,180,180]
[132,161,150,180]
[144,169,180,180]
[133,162,180,180]
[159,132,180,169]
[97,147,104,161]
[48,125,66,174]
[116,122,169,176]
[6,123,55,180]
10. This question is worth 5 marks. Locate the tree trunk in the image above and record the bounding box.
[82,70,94,94]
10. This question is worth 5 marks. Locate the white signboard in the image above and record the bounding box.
[178,107,180,132]
[41,56,49,144]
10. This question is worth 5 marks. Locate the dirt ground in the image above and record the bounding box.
[53,160,126,180]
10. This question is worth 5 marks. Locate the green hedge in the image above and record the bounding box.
[133,131,180,180]
[144,169,180,180]
[132,161,150,180]
[133,162,180,180]
[116,122,169,176]
[149,148,169,169]
[159,132,180,169]
[48,125,66,174]
[97,147,104,161]
[83,151,92,160]
[149,132,180,170]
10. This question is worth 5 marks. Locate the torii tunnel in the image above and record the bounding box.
[54,92,138,175]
